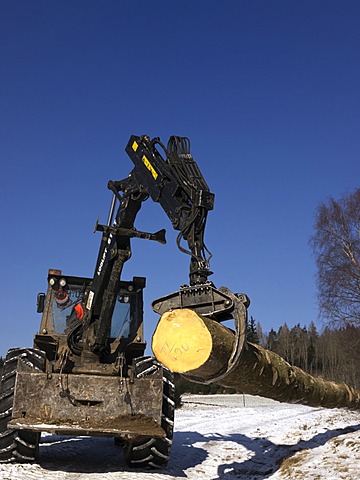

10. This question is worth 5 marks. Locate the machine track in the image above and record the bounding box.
[0,348,45,463]
[124,356,175,469]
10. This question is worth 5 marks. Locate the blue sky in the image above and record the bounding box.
[1,0,360,356]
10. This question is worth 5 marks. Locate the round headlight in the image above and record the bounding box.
[59,278,67,287]
[49,277,56,286]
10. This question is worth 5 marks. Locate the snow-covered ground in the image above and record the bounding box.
[0,394,358,480]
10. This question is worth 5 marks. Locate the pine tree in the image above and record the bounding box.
[246,316,259,343]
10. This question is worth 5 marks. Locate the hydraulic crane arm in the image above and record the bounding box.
[74,135,214,354]
[124,135,215,285]
[67,134,249,356]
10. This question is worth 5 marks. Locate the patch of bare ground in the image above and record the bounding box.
[278,451,310,479]
[277,430,359,480]
[330,435,360,451]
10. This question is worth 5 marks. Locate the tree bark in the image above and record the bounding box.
[152,309,360,410]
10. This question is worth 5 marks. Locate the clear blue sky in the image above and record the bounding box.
[1,0,360,356]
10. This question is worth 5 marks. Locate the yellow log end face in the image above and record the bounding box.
[152,308,212,373]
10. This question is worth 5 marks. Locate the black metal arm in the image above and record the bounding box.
[125,135,215,285]
[74,135,215,355]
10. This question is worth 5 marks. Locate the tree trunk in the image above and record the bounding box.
[152,308,360,410]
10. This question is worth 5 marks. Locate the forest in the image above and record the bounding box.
[253,317,359,389]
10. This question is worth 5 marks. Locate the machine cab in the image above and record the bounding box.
[35,269,146,361]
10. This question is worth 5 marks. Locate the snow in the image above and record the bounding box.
[0,394,358,480]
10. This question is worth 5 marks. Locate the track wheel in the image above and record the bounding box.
[0,348,45,463]
[124,356,175,469]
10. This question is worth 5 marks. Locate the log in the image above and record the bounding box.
[152,308,360,410]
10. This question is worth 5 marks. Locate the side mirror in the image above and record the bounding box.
[37,293,46,313]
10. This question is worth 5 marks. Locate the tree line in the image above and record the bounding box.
[255,319,359,389]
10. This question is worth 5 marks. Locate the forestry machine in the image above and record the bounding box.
[0,135,248,468]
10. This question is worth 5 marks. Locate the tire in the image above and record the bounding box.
[0,348,45,463]
[124,356,175,469]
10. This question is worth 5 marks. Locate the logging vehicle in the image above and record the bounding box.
[1,134,243,468]
[3,134,357,471]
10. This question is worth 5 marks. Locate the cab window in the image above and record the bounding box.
[50,286,83,334]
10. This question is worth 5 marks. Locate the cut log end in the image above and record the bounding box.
[151,308,212,373]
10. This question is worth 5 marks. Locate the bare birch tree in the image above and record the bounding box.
[311,188,360,326]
